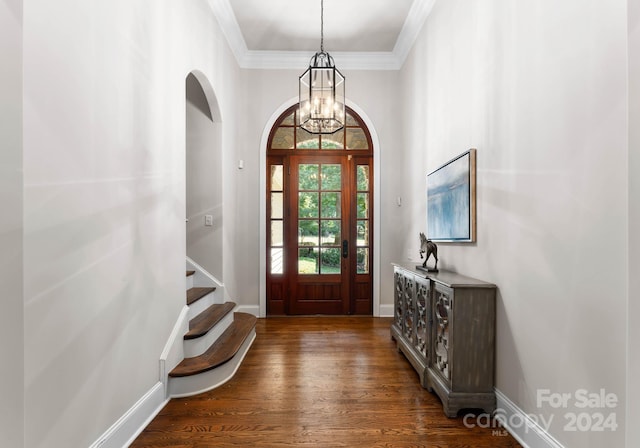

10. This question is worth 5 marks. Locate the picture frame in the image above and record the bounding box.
[427,148,476,242]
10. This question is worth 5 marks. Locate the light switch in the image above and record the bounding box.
[205,215,213,226]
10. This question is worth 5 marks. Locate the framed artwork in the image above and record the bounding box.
[427,149,476,242]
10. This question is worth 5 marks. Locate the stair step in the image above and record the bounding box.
[185,302,236,340]
[186,270,195,277]
[187,287,216,306]
[169,313,257,378]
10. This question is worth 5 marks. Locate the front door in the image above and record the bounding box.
[266,105,373,315]
[290,156,348,313]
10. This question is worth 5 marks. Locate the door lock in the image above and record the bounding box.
[342,240,349,258]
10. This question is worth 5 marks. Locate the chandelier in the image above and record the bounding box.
[298,0,345,134]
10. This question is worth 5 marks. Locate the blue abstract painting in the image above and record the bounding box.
[427,150,475,241]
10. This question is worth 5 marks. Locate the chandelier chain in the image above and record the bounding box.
[320,0,324,52]
[299,0,345,134]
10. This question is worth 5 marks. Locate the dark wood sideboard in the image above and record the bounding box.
[391,262,496,417]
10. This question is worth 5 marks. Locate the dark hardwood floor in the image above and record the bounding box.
[131,317,521,447]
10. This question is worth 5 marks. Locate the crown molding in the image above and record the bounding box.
[240,50,402,71]
[208,0,248,63]
[209,0,436,71]
[393,0,437,64]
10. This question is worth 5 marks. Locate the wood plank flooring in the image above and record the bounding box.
[131,317,521,447]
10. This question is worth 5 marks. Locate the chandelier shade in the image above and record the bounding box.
[298,1,345,134]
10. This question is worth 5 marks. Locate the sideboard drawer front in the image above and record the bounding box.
[433,284,453,384]
[393,269,404,329]
[403,275,415,343]
[414,277,431,359]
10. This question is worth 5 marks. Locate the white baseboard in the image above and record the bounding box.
[235,304,260,317]
[89,382,167,448]
[495,388,565,448]
[379,304,394,317]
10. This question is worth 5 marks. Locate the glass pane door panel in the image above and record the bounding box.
[321,220,341,246]
[299,164,319,190]
[268,163,285,276]
[298,248,319,274]
[320,192,341,218]
[357,220,368,246]
[346,114,358,126]
[355,163,370,273]
[271,221,283,246]
[298,220,319,246]
[271,165,284,190]
[321,164,342,189]
[271,193,283,219]
[357,193,369,218]
[321,248,341,274]
[281,112,295,126]
[357,248,369,274]
[272,128,294,149]
[346,128,368,149]
[271,248,284,274]
[298,162,343,276]
[357,165,369,191]
[297,129,319,149]
[298,193,319,218]
[321,130,344,149]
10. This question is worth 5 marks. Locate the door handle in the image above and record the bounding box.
[342,240,349,258]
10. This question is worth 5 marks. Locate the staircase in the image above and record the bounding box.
[165,266,257,398]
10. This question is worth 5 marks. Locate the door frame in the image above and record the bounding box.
[258,97,381,317]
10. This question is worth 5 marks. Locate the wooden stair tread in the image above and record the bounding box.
[186,287,216,306]
[185,302,236,340]
[169,313,257,378]
[186,270,195,277]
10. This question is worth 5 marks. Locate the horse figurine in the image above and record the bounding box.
[419,232,438,271]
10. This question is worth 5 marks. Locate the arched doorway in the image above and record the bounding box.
[185,72,223,279]
[265,104,374,315]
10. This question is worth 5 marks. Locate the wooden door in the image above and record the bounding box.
[290,155,348,314]
[266,106,373,315]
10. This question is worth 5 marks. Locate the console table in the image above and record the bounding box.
[391,262,496,417]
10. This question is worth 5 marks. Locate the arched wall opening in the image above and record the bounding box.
[185,71,224,280]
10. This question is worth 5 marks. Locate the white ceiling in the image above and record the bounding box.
[209,0,437,70]
[229,0,413,52]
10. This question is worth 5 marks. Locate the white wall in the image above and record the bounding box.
[400,1,628,446]
[238,68,403,314]
[346,70,405,311]
[186,73,224,280]
[628,0,640,446]
[0,1,24,446]
[21,1,241,447]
